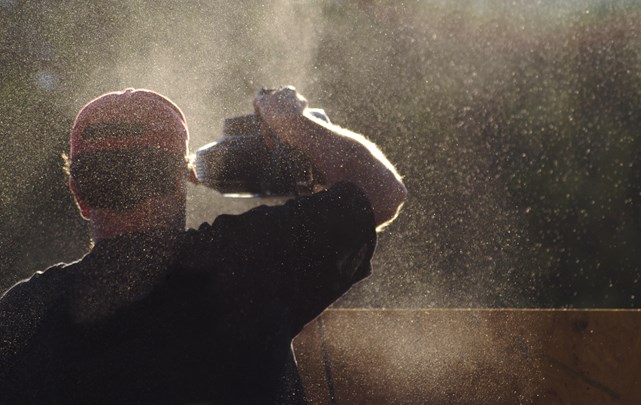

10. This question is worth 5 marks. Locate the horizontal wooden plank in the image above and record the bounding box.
[293,309,641,404]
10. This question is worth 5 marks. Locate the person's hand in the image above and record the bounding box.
[254,86,309,145]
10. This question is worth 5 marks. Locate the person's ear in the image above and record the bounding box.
[68,177,91,220]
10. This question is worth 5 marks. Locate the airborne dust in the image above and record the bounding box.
[1,0,641,309]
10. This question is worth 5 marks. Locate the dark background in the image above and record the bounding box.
[1,0,640,308]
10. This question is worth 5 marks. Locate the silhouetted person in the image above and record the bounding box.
[0,87,406,404]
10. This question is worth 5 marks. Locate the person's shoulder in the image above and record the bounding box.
[0,263,73,362]
[1,263,71,301]
[0,262,76,321]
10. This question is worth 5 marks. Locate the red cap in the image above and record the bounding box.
[70,88,189,159]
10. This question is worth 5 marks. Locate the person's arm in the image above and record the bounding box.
[254,87,407,230]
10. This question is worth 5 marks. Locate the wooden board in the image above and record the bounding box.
[293,309,641,404]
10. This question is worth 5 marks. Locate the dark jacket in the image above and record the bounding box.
[0,182,376,405]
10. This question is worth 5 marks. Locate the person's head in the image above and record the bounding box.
[67,88,194,239]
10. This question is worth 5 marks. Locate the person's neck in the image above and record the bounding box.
[88,194,186,242]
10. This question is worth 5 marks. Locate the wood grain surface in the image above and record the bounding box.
[293,309,641,404]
